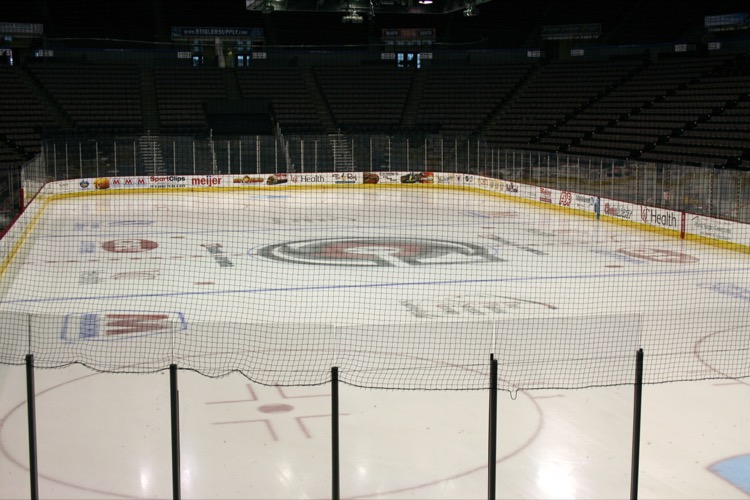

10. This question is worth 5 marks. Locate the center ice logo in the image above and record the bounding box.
[256,238,501,267]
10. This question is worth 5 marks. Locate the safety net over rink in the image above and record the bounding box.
[0,171,749,390]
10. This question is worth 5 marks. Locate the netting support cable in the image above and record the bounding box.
[26,314,32,355]
[25,354,39,500]
[630,348,644,500]
[169,364,181,500]
[488,354,498,500]
[492,322,497,355]
[331,366,341,500]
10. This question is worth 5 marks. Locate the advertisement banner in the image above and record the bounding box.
[146,175,190,188]
[289,173,327,185]
[288,172,362,185]
[231,174,267,186]
[520,184,537,201]
[265,173,289,186]
[109,177,149,189]
[638,206,681,232]
[600,200,637,222]
[434,173,463,187]
[538,186,554,204]
[366,172,402,185]
[686,214,738,242]
[399,172,434,185]
[190,175,224,188]
[568,193,596,212]
[332,172,360,185]
[475,176,500,191]
[34,173,750,250]
[503,181,520,196]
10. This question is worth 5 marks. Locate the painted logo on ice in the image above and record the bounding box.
[61,311,187,342]
[255,238,501,267]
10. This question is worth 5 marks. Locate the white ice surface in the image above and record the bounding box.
[0,187,748,499]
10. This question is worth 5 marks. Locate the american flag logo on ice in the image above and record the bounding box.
[61,311,187,342]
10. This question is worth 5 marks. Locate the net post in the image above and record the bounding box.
[25,354,39,500]
[488,354,498,500]
[630,348,644,500]
[331,366,340,500]
[169,364,181,500]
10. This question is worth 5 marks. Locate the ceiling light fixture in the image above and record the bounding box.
[342,6,364,23]
[463,0,478,16]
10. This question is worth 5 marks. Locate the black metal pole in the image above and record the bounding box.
[25,354,39,500]
[169,364,181,500]
[488,354,498,500]
[331,366,340,500]
[331,366,341,500]
[630,348,644,500]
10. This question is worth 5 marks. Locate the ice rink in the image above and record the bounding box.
[1,185,749,499]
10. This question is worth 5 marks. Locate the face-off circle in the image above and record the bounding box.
[256,238,501,267]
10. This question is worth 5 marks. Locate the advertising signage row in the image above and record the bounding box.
[43,171,750,248]
[67,172,362,191]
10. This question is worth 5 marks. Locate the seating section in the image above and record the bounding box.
[0,141,27,172]
[313,65,414,131]
[484,60,642,152]
[0,66,60,169]
[235,67,322,133]
[1,54,749,171]
[153,67,227,133]
[573,58,726,159]
[416,63,531,137]
[477,55,750,167]
[642,59,750,167]
[640,85,749,166]
[28,63,142,133]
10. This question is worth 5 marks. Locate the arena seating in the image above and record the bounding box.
[27,63,143,133]
[474,55,750,168]
[416,63,533,138]
[560,57,721,159]
[581,56,745,166]
[2,52,749,171]
[235,67,323,134]
[153,66,227,133]
[313,65,414,131]
[646,59,750,167]
[483,60,642,152]
[0,66,61,169]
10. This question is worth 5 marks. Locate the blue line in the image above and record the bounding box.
[1,266,748,305]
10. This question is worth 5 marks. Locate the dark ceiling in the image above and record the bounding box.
[2,0,749,48]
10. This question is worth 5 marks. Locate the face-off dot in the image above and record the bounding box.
[257,404,294,414]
